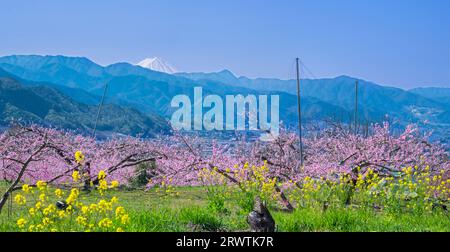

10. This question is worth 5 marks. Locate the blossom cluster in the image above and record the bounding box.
[13,155,129,232]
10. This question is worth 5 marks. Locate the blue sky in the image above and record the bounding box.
[1,0,449,88]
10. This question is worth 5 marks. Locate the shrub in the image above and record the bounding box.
[12,152,130,232]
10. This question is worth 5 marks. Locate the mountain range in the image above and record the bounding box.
[0,55,348,123]
[176,70,450,123]
[0,67,169,137]
[0,55,448,142]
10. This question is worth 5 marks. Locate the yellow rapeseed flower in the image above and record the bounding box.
[14,194,26,205]
[66,188,80,205]
[120,214,129,225]
[43,205,56,216]
[98,179,108,191]
[98,170,107,180]
[39,193,48,202]
[98,218,113,228]
[89,203,98,212]
[98,199,113,212]
[29,207,36,216]
[115,206,126,217]
[110,197,119,204]
[42,217,52,226]
[17,218,27,229]
[22,184,32,194]
[110,180,119,188]
[55,188,64,198]
[75,151,85,164]
[57,210,66,218]
[76,216,88,226]
[72,171,81,182]
[81,206,89,215]
[36,180,47,190]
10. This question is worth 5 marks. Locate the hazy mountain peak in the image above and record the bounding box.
[136,57,177,74]
[0,54,104,77]
[334,75,356,81]
[218,69,236,77]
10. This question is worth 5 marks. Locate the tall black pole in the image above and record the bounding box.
[296,58,304,168]
[92,83,108,138]
[355,80,358,134]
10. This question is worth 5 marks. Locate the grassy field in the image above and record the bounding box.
[1,182,449,232]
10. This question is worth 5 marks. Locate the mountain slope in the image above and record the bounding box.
[410,87,450,105]
[0,77,169,137]
[0,67,101,105]
[176,70,239,85]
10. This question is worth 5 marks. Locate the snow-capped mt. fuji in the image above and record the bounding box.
[136,57,177,74]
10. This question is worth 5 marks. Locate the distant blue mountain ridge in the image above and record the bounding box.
[0,70,169,137]
[0,55,448,143]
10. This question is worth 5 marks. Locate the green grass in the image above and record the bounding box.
[0,182,448,232]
